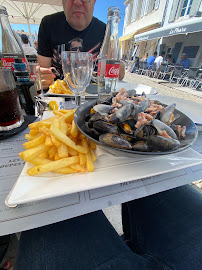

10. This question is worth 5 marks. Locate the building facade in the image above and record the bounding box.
[121,0,202,67]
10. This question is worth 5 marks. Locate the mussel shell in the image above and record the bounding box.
[109,104,134,123]
[99,133,132,150]
[97,95,112,105]
[152,119,178,140]
[93,121,119,134]
[160,103,176,123]
[147,135,180,151]
[132,141,149,151]
[88,113,106,128]
[93,104,114,116]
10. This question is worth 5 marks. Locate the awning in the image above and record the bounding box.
[119,33,135,43]
[134,18,202,42]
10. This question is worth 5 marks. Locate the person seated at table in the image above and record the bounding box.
[13,185,202,270]
[166,53,173,65]
[179,53,190,69]
[154,51,165,69]
[147,52,157,69]
[21,34,37,56]
[37,0,125,90]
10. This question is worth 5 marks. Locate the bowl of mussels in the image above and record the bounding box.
[74,88,198,155]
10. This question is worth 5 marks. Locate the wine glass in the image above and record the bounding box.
[61,51,93,106]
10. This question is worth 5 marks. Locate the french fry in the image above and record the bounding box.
[54,152,60,161]
[70,164,86,172]
[51,135,61,147]
[81,137,94,172]
[67,147,78,156]
[70,120,79,138]
[27,156,79,176]
[58,143,69,158]
[54,167,77,174]
[59,118,68,135]
[89,140,97,150]
[30,129,39,136]
[25,134,37,141]
[39,151,48,159]
[32,157,50,166]
[79,153,86,167]
[89,147,96,162]
[48,146,57,159]
[45,136,53,146]
[50,126,87,154]
[19,144,49,162]
[53,110,63,116]
[23,134,45,149]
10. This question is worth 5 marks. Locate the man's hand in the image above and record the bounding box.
[40,67,56,90]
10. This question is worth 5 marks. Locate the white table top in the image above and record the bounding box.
[0,92,202,236]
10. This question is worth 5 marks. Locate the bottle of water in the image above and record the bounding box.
[0,6,27,70]
[97,6,120,97]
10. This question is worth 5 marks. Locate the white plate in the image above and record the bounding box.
[5,145,202,207]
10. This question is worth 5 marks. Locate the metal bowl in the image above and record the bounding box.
[74,99,198,155]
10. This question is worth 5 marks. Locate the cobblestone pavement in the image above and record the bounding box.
[124,72,202,189]
[123,72,202,104]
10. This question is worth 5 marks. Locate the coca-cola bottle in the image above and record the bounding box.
[0,6,27,70]
[97,6,120,97]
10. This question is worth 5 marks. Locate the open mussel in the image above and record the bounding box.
[147,135,180,151]
[87,113,106,128]
[109,104,134,123]
[97,95,112,105]
[152,119,178,140]
[93,104,114,116]
[99,133,132,150]
[160,103,176,123]
[93,120,119,135]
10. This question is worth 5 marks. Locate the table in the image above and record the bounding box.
[0,93,202,236]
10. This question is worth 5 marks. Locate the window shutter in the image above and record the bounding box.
[189,0,201,16]
[144,0,150,14]
[131,0,138,21]
[169,0,180,22]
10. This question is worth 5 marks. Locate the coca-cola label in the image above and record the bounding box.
[98,60,120,78]
[30,73,36,82]
[0,55,26,71]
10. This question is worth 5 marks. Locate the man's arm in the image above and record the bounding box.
[119,61,125,81]
[38,55,55,90]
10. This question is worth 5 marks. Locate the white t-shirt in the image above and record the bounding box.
[154,56,163,68]
[22,44,37,56]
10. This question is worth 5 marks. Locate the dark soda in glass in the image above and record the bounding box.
[0,88,22,127]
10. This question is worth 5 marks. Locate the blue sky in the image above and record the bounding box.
[11,0,125,37]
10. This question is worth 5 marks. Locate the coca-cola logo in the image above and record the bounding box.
[3,60,13,68]
[109,66,119,76]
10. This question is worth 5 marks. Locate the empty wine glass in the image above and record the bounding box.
[61,51,93,106]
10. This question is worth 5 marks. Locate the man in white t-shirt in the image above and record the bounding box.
[21,34,37,56]
[154,51,165,69]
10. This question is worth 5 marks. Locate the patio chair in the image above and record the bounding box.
[149,62,157,77]
[180,67,199,87]
[142,61,148,75]
[169,66,183,84]
[157,62,168,80]
[138,61,144,74]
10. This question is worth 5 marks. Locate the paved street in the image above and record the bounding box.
[123,72,202,104]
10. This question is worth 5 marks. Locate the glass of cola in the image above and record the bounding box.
[0,68,24,131]
[61,51,93,106]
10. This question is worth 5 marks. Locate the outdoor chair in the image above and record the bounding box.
[138,61,144,74]
[180,67,199,88]
[142,61,148,75]
[157,62,168,80]
[169,66,183,84]
[149,62,157,77]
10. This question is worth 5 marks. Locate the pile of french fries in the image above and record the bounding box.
[49,79,74,95]
[19,109,96,176]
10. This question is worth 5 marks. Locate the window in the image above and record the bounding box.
[182,46,199,58]
[180,0,193,16]
[131,0,138,21]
